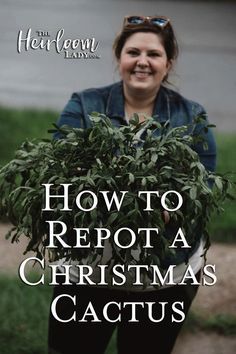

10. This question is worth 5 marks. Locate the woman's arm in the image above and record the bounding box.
[54,93,86,139]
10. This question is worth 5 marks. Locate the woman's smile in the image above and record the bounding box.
[132,70,153,79]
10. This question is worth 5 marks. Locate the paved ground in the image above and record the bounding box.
[0,0,236,131]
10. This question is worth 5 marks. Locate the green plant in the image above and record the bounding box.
[0,113,234,270]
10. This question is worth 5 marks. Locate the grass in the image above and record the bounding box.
[0,273,116,354]
[208,133,236,242]
[0,106,58,165]
[0,273,235,354]
[0,106,235,241]
[0,273,52,354]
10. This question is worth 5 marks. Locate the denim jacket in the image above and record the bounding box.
[56,81,216,172]
[56,81,216,267]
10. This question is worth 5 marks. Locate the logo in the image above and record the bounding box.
[17,29,101,59]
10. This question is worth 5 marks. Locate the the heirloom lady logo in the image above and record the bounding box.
[17,28,101,59]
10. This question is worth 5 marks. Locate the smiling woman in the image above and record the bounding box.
[118,32,172,120]
[113,16,178,122]
[48,15,217,354]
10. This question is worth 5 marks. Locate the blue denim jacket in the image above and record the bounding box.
[56,81,217,267]
[56,81,216,172]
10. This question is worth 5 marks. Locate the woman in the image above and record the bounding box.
[48,15,216,354]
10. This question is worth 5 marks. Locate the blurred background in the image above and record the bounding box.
[0,1,235,354]
[0,0,236,131]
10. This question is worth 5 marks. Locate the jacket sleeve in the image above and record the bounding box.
[54,92,86,139]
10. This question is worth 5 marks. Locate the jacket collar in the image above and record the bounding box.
[106,81,171,124]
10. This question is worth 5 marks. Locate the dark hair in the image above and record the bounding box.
[113,22,179,82]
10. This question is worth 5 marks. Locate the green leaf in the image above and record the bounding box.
[107,212,119,226]
[190,186,197,200]
[215,177,223,191]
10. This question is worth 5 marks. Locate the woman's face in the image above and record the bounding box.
[118,32,172,97]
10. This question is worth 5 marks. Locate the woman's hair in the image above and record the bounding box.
[113,20,179,83]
